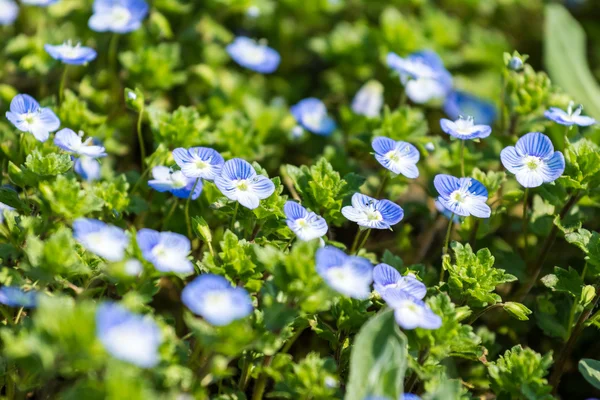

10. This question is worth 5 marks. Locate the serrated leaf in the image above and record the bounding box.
[579,359,600,390]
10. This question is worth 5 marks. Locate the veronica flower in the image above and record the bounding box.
[0,0,18,25]
[54,128,106,158]
[443,91,496,126]
[440,116,491,140]
[73,218,129,262]
[181,274,253,326]
[74,156,101,182]
[500,132,565,188]
[372,137,420,178]
[148,166,203,200]
[435,199,460,223]
[284,201,328,241]
[544,101,596,127]
[5,94,60,142]
[137,229,194,273]
[172,147,224,180]
[351,80,384,118]
[381,289,442,330]
[403,394,421,400]
[434,175,490,218]
[215,158,275,210]
[96,302,162,368]
[226,37,280,74]
[372,263,426,299]
[315,246,373,299]
[386,50,452,104]
[290,98,336,136]
[342,193,404,230]
[44,41,97,65]
[508,56,524,71]
[0,287,37,308]
[88,0,149,34]
[21,0,57,5]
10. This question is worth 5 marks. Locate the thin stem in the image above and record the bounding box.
[499,73,506,134]
[469,219,480,249]
[522,188,529,258]
[468,303,504,325]
[460,140,465,177]
[350,228,364,254]
[107,33,120,75]
[251,355,273,400]
[442,214,455,256]
[131,166,152,195]
[14,307,24,324]
[281,326,306,354]
[230,202,239,232]
[58,65,69,105]
[375,173,388,198]
[185,178,200,238]
[137,104,146,169]
[355,229,372,254]
[238,353,250,391]
[567,262,588,338]
[162,199,178,230]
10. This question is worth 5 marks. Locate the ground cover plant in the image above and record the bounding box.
[2,0,600,399]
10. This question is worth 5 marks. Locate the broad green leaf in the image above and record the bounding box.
[579,359,600,390]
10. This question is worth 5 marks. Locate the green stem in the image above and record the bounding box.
[251,355,273,400]
[162,199,178,230]
[230,202,239,232]
[522,188,529,258]
[58,65,69,105]
[131,166,152,195]
[238,353,251,391]
[468,303,504,325]
[350,228,364,254]
[185,178,200,238]
[137,104,146,169]
[355,229,371,254]
[567,262,588,338]
[108,33,120,75]
[442,214,455,256]
[460,140,465,177]
[375,173,388,198]
[281,326,306,354]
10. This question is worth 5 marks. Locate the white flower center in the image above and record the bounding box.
[23,112,37,125]
[236,179,249,191]
[171,172,188,188]
[296,218,308,229]
[386,150,400,163]
[240,44,266,65]
[455,116,474,134]
[366,209,383,221]
[524,155,541,171]
[450,190,465,204]
[205,291,230,309]
[194,159,208,170]
[110,6,132,28]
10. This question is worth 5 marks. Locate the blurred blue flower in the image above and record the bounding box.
[351,80,384,118]
[290,98,336,136]
[88,0,149,34]
[443,91,496,126]
[148,166,203,200]
[372,137,420,178]
[215,158,275,210]
[44,42,97,65]
[373,263,426,299]
[544,102,596,127]
[403,394,421,400]
[54,128,106,158]
[381,289,442,330]
[181,274,253,326]
[284,201,328,241]
[226,37,280,74]
[434,175,490,218]
[440,116,492,140]
[21,0,57,5]
[5,94,60,142]
[74,156,101,182]
[508,56,524,71]
[386,50,452,104]
[137,229,194,273]
[342,193,404,230]
[124,259,143,276]
[435,199,460,223]
[0,202,15,223]
[316,246,373,299]
[96,302,162,368]
[73,218,129,262]
[0,286,37,308]
[173,147,224,180]
[500,132,565,188]
[0,0,19,25]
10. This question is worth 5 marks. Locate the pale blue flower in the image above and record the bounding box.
[372,263,426,300]
[351,80,384,118]
[440,116,491,140]
[0,287,37,308]
[508,56,523,71]
[148,166,203,200]
[181,274,253,326]
[435,199,460,223]
[500,132,565,188]
[0,202,15,223]
[544,102,596,127]
[226,37,280,74]
[443,91,496,126]
[54,128,106,158]
[403,394,421,400]
[124,259,143,276]
[44,42,97,65]
[381,289,441,330]
[434,175,490,218]
[74,156,101,182]
[136,229,194,274]
[316,246,373,299]
[284,201,328,241]
[6,94,60,142]
[0,0,19,25]
[215,158,275,210]
[73,218,129,262]
[372,137,420,178]
[342,193,404,230]
[21,0,57,5]
[172,147,224,180]
[290,98,336,136]
[96,302,162,368]
[89,0,149,34]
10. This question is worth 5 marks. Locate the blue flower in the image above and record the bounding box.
[372,137,420,178]
[226,37,280,74]
[215,158,275,210]
[181,274,253,326]
[443,91,496,126]
[500,132,565,188]
[386,50,452,104]
[351,80,384,118]
[136,229,194,274]
[316,246,373,299]
[124,259,143,276]
[148,166,203,200]
[435,199,460,223]
[440,116,491,141]
[0,286,37,308]
[88,0,149,34]
[0,201,15,223]
[284,201,328,241]
[403,394,421,400]
[74,156,101,182]
[0,0,19,25]
[96,302,162,368]
[5,94,60,142]
[290,98,336,136]
[544,102,596,127]
[73,218,129,262]
[54,128,106,158]
[44,42,97,65]
[342,193,404,230]
[434,174,491,218]
[172,147,224,180]
[381,289,442,330]
[372,263,426,299]
[508,56,524,71]
[21,0,57,6]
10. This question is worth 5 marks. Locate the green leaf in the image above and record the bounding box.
[503,302,532,321]
[192,216,212,244]
[579,358,600,390]
[540,266,583,297]
[25,150,73,178]
[0,187,29,213]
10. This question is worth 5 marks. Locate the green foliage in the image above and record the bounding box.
[148,105,211,149]
[119,43,187,90]
[579,358,600,390]
[39,175,104,220]
[25,150,73,178]
[272,353,339,400]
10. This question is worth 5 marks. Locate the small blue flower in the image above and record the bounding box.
[544,102,596,127]
[124,259,143,276]
[284,201,328,241]
[386,50,452,104]
[73,218,129,262]
[226,37,280,74]
[21,0,57,6]
[44,41,97,65]
[403,394,421,400]
[74,156,101,182]
[316,246,373,300]
[372,263,426,300]
[181,274,253,326]
[434,174,491,218]
[136,229,194,274]
[172,147,224,180]
[372,137,420,178]
[435,199,460,223]
[5,94,60,142]
[148,166,203,200]
[290,98,336,136]
[500,132,565,188]
[96,302,162,368]
[215,158,275,210]
[89,0,149,34]
[0,286,37,308]
[508,56,524,71]
[443,91,496,126]
[342,193,404,230]
[0,0,19,25]
[54,128,106,158]
[381,289,442,330]
[351,80,384,118]
[440,116,491,141]
[0,202,16,223]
